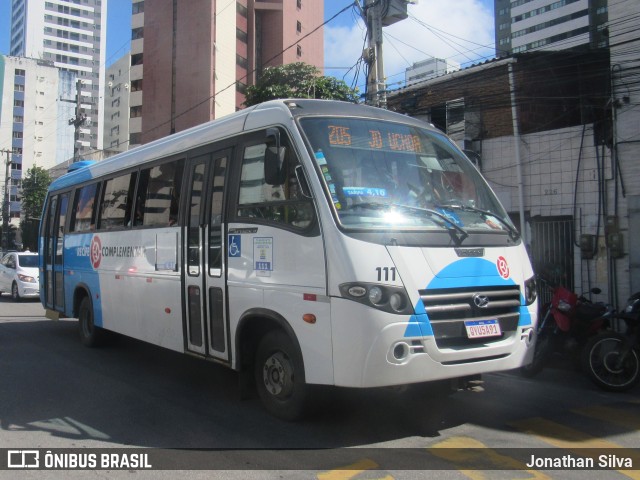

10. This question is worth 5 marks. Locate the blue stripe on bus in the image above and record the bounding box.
[64,234,103,326]
[404,258,532,338]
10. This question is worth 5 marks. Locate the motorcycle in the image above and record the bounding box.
[583,292,640,392]
[521,280,611,377]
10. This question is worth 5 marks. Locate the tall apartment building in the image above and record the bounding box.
[0,56,67,228]
[494,0,609,56]
[128,0,324,145]
[10,0,107,156]
[103,54,131,153]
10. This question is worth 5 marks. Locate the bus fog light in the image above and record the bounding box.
[521,327,534,345]
[393,342,409,360]
[368,286,383,304]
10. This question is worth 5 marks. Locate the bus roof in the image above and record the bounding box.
[48,99,434,192]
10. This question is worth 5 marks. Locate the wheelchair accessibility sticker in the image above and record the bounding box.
[228,235,241,257]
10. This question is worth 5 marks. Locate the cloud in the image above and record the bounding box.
[325,0,495,89]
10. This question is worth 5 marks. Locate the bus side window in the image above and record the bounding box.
[135,159,184,227]
[98,172,137,230]
[237,134,313,229]
[71,183,99,232]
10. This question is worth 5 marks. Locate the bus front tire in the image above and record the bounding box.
[78,296,105,347]
[255,330,309,421]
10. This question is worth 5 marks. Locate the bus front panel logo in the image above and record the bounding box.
[91,235,102,269]
[497,256,510,279]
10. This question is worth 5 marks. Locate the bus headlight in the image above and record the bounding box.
[524,276,537,306]
[339,283,414,315]
[368,286,383,304]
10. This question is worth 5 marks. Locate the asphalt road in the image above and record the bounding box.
[1,294,639,480]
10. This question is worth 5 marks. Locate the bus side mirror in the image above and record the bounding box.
[265,128,286,186]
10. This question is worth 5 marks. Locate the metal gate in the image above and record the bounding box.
[529,216,574,306]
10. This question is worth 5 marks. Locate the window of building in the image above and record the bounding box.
[297,45,302,57]
[130,105,142,118]
[296,21,302,33]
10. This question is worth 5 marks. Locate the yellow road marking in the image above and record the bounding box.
[430,436,550,480]
[317,458,393,480]
[511,417,640,479]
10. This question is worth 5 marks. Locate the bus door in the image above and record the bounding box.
[43,192,69,311]
[183,150,230,361]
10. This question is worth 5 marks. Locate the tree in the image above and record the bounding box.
[244,62,360,106]
[20,166,52,251]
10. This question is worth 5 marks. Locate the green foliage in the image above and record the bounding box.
[21,166,51,221]
[19,166,51,252]
[244,62,360,106]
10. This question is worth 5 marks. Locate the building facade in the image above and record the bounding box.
[495,0,609,55]
[10,0,107,156]
[128,0,324,145]
[405,58,459,86]
[0,55,64,230]
[103,54,131,153]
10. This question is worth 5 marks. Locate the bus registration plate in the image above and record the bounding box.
[464,319,501,339]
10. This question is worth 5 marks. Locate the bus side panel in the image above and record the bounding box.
[65,229,185,353]
[226,223,334,385]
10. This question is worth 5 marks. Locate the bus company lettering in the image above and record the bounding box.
[75,235,147,269]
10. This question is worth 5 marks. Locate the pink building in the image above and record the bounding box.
[136,0,324,144]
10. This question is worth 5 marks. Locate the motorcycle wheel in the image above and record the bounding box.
[520,332,551,378]
[583,333,640,392]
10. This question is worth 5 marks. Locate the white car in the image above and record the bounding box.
[0,251,40,301]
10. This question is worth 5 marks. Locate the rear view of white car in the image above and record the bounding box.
[0,251,40,301]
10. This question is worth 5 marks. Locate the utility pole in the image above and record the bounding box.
[66,79,87,162]
[363,0,386,108]
[361,0,412,108]
[1,148,12,253]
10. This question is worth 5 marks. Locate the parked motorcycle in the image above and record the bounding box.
[521,280,611,377]
[583,292,640,392]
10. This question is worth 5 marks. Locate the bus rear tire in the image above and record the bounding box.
[78,296,106,347]
[255,330,309,421]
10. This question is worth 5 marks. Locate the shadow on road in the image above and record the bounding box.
[0,317,637,449]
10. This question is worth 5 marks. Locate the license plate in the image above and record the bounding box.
[464,319,502,339]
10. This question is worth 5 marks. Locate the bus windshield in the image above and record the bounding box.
[299,117,515,236]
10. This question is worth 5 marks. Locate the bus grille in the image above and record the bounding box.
[419,286,521,348]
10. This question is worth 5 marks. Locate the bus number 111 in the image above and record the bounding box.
[376,266,397,282]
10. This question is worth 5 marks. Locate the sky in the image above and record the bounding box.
[0,0,496,92]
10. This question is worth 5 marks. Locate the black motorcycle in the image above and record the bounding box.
[583,292,640,392]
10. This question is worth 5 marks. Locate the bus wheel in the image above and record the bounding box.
[255,330,309,421]
[78,296,104,347]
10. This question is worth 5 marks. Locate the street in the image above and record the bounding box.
[1,295,639,480]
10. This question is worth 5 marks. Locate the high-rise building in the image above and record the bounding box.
[10,0,107,156]
[129,0,324,145]
[494,0,609,56]
[0,56,65,230]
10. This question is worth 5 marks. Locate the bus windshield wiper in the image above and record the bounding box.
[344,202,469,246]
[436,203,520,241]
